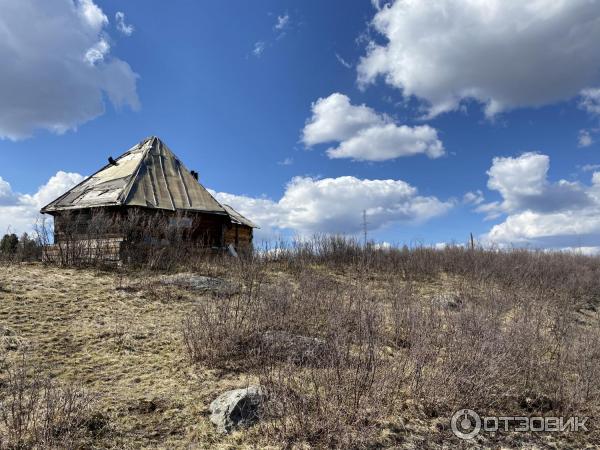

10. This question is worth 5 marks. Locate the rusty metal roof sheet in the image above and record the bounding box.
[222,204,259,228]
[41,136,226,215]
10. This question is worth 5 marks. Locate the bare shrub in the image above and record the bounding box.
[182,238,600,447]
[258,281,400,448]
[182,260,404,446]
[182,255,268,368]
[383,277,600,421]
[0,355,102,449]
[37,210,123,267]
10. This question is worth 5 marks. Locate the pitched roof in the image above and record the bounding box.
[41,136,226,215]
[222,204,259,228]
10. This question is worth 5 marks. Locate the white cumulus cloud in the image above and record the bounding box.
[0,177,19,206]
[211,175,453,241]
[0,0,140,140]
[479,153,600,249]
[78,0,107,30]
[480,153,592,218]
[302,93,444,161]
[0,172,85,235]
[358,0,600,118]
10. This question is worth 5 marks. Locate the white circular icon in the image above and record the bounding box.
[451,409,481,440]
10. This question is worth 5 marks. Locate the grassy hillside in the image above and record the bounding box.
[0,243,599,448]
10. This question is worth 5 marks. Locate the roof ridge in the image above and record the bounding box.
[118,139,154,206]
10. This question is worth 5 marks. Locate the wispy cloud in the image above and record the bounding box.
[253,41,266,57]
[115,11,134,36]
[463,190,484,206]
[580,88,600,115]
[274,13,289,31]
[580,163,600,172]
[335,53,352,69]
[578,129,594,147]
[277,157,294,166]
[252,12,292,58]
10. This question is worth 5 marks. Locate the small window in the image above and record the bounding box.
[168,217,193,228]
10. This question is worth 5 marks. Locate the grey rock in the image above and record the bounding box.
[259,330,327,364]
[160,273,234,293]
[432,292,462,310]
[209,385,263,433]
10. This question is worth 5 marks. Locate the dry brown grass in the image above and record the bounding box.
[1,242,600,448]
[182,244,600,449]
[0,264,259,448]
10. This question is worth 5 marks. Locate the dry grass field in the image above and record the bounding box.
[0,264,261,448]
[1,242,599,448]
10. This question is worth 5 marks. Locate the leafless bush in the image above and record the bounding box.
[257,280,401,448]
[182,256,268,368]
[265,238,600,301]
[182,238,600,447]
[37,211,124,267]
[383,278,600,422]
[182,261,404,446]
[0,355,102,449]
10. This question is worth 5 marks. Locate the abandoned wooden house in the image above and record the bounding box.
[40,136,258,263]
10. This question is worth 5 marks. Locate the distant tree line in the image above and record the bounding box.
[0,232,42,261]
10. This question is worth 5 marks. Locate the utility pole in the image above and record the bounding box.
[470,232,475,250]
[362,210,368,246]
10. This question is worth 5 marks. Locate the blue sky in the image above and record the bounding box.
[1,0,600,250]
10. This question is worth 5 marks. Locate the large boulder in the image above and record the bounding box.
[259,330,327,364]
[209,385,264,434]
